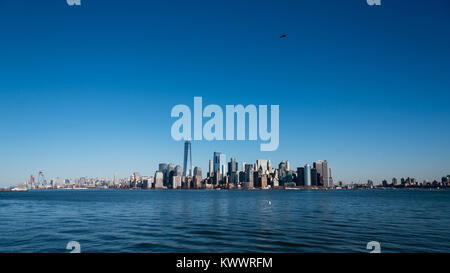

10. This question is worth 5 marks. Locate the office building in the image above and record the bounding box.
[213,152,227,180]
[304,164,311,186]
[183,140,193,177]
[296,167,305,186]
[256,159,268,172]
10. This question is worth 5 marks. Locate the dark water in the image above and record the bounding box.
[0,189,449,253]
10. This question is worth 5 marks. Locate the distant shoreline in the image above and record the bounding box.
[1,187,449,192]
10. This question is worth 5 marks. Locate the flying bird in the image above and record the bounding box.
[280,34,287,38]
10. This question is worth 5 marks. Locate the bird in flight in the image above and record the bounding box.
[280,34,287,38]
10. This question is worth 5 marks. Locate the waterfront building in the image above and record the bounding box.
[267,160,274,174]
[255,169,268,188]
[208,159,213,178]
[113,172,119,185]
[392,177,398,186]
[256,159,268,172]
[214,170,221,185]
[278,161,287,183]
[170,165,183,188]
[183,176,192,189]
[304,164,311,186]
[193,175,202,189]
[193,166,202,177]
[322,160,332,187]
[174,165,183,176]
[159,163,168,172]
[228,157,238,174]
[239,171,246,185]
[144,176,154,189]
[213,152,227,180]
[133,172,141,183]
[228,157,238,185]
[313,161,323,185]
[244,164,254,188]
[296,167,305,186]
[168,163,174,173]
[154,171,164,189]
[311,168,319,186]
[171,175,182,189]
[183,140,193,177]
[272,174,279,187]
[314,160,332,187]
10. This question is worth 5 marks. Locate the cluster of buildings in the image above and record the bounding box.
[333,175,450,190]
[379,176,450,189]
[22,172,115,190]
[123,141,333,190]
[8,141,449,191]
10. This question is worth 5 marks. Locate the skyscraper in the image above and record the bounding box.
[174,165,183,176]
[304,164,311,186]
[311,168,318,186]
[296,167,304,186]
[113,172,119,185]
[183,140,193,177]
[228,157,238,174]
[313,161,323,185]
[244,164,254,188]
[193,166,202,177]
[158,163,170,186]
[314,160,332,187]
[228,157,238,185]
[267,160,273,173]
[159,163,168,172]
[172,165,183,188]
[213,152,227,179]
[193,167,203,188]
[278,161,287,183]
[322,160,331,187]
[154,171,164,189]
[256,159,268,172]
[208,159,213,178]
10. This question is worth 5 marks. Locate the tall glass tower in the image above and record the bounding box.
[183,140,193,177]
[304,164,311,186]
[213,152,227,179]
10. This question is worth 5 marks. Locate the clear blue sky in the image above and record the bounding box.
[0,0,449,186]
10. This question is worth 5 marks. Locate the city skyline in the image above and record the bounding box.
[10,140,449,188]
[1,0,450,186]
